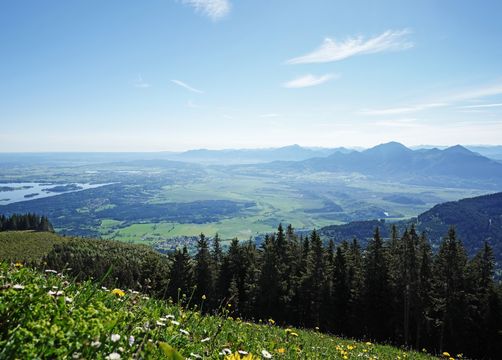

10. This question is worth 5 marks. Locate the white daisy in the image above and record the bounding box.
[261,349,273,359]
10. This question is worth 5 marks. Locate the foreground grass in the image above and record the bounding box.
[0,263,438,359]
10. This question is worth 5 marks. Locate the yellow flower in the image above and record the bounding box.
[111,288,125,297]
[224,352,258,360]
[442,352,451,357]
[365,342,372,346]
[268,318,275,325]
[277,348,285,354]
[14,262,23,268]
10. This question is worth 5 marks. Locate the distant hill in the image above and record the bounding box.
[0,145,349,166]
[265,142,502,188]
[167,144,348,164]
[319,191,502,268]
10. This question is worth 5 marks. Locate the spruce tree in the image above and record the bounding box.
[433,227,468,354]
[167,246,192,302]
[257,234,280,318]
[332,245,350,334]
[194,233,214,306]
[363,227,392,340]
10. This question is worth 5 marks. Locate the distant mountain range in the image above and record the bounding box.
[319,191,502,269]
[163,144,349,164]
[257,142,502,189]
[2,143,502,166]
[413,145,502,161]
[0,145,350,166]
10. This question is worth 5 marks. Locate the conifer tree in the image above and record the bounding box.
[257,234,280,318]
[194,233,214,306]
[303,229,326,328]
[167,246,192,301]
[416,232,433,349]
[363,227,392,340]
[433,227,468,353]
[346,238,364,337]
[332,245,350,334]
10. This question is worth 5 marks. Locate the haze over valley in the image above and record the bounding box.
[1,142,500,250]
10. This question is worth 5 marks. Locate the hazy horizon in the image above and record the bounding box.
[2,1,502,151]
[1,141,502,154]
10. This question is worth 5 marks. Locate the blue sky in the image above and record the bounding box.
[1,0,502,151]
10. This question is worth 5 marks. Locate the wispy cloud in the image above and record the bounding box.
[458,103,502,109]
[182,0,231,21]
[360,103,447,116]
[283,74,337,89]
[171,79,204,93]
[361,82,502,116]
[134,75,151,88]
[449,84,502,102]
[259,113,281,118]
[286,29,413,64]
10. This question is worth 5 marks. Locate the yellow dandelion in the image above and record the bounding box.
[268,318,275,325]
[442,352,451,357]
[111,288,125,297]
[277,348,285,354]
[14,261,23,268]
[224,352,258,360]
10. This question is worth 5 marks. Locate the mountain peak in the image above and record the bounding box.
[365,141,411,154]
[443,144,475,155]
[279,144,303,150]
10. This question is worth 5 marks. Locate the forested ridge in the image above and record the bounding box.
[36,224,502,359]
[319,191,502,269]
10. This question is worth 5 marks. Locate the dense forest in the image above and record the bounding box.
[41,224,502,359]
[0,213,53,232]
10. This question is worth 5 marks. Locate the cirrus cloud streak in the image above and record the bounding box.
[287,29,413,64]
[171,79,204,93]
[182,0,231,21]
[283,74,338,89]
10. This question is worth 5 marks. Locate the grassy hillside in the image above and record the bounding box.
[0,231,66,263]
[0,263,439,359]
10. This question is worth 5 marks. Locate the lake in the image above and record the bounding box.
[0,182,110,205]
